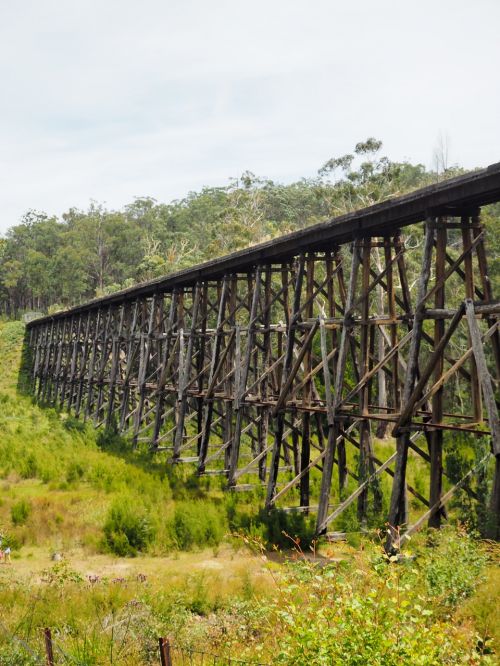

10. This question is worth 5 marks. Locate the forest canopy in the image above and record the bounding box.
[0,140,495,316]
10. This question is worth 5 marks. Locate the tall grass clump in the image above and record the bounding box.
[169,502,227,550]
[417,527,488,608]
[227,502,316,550]
[10,499,32,526]
[102,496,156,556]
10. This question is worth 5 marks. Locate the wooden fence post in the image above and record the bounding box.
[159,636,172,666]
[44,628,54,666]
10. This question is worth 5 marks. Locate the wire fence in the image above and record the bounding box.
[0,627,269,666]
[159,638,269,665]
[0,618,45,664]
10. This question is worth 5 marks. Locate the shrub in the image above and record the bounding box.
[170,502,226,550]
[96,421,128,451]
[258,508,316,550]
[1,533,21,550]
[63,416,86,433]
[19,454,39,479]
[66,461,85,484]
[227,504,316,550]
[421,528,488,607]
[269,557,483,665]
[11,499,32,526]
[103,498,155,557]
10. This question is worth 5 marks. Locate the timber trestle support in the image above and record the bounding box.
[26,164,500,547]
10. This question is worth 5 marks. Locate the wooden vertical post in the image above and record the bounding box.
[266,256,305,508]
[258,266,272,481]
[132,295,157,445]
[229,269,262,486]
[472,209,500,378]
[39,319,55,403]
[93,306,113,425]
[84,309,102,420]
[461,215,483,422]
[75,311,93,417]
[223,277,237,470]
[198,278,229,472]
[66,314,83,412]
[386,219,435,550]
[44,628,54,666]
[173,284,201,459]
[429,220,447,528]
[374,243,388,439]
[387,235,400,412]
[151,294,177,447]
[106,304,125,428]
[300,255,315,510]
[56,315,72,407]
[119,300,139,431]
[465,298,500,539]
[316,242,361,533]
[358,239,372,523]
[196,284,208,453]
[158,636,172,666]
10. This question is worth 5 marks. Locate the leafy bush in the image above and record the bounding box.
[170,502,226,550]
[19,453,39,479]
[259,508,316,549]
[96,425,126,450]
[444,433,493,536]
[0,532,21,550]
[229,505,315,550]
[268,557,484,665]
[420,528,488,607]
[63,415,86,433]
[66,461,85,484]
[11,499,32,526]
[103,498,155,556]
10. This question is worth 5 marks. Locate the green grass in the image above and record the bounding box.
[0,321,233,555]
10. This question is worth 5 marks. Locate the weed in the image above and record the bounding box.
[102,497,155,556]
[11,499,32,526]
[170,502,226,550]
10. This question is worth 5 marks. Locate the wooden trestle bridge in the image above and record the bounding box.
[26,164,500,547]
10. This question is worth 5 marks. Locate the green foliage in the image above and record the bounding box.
[96,424,127,451]
[10,499,32,526]
[0,644,39,666]
[226,501,316,550]
[419,528,488,608]
[41,560,84,587]
[102,497,155,557]
[257,508,316,550]
[266,531,491,665]
[445,433,494,535]
[62,415,87,433]
[271,566,469,664]
[170,502,227,550]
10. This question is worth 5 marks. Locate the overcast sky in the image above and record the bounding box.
[1,0,499,233]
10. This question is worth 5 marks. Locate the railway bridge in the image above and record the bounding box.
[26,164,500,547]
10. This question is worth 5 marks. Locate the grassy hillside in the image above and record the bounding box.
[0,321,240,556]
[0,320,499,664]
